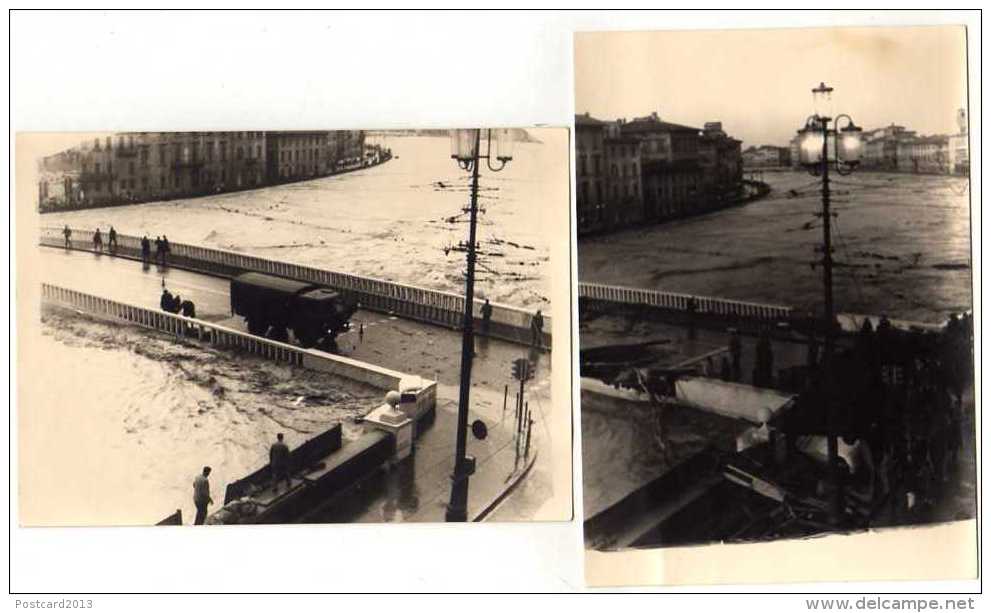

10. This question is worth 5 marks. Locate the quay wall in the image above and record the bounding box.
[40,227,551,350]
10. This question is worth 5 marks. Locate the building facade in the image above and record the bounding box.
[574,112,746,235]
[698,122,743,204]
[742,145,790,168]
[603,130,644,227]
[575,113,609,234]
[620,113,702,222]
[38,130,370,210]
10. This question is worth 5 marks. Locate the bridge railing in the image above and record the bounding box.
[40,226,550,349]
[578,281,794,323]
[41,282,437,416]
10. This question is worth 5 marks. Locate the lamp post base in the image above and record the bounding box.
[445,455,476,523]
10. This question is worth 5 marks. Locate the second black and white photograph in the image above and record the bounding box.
[574,25,976,583]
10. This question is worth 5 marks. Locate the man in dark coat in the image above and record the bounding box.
[270,433,292,493]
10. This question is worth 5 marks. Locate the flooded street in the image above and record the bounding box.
[45,133,566,312]
[20,307,380,526]
[579,172,972,323]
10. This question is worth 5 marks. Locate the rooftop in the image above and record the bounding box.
[576,112,608,127]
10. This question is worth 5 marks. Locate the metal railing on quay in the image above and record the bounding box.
[577,281,794,324]
[40,226,550,349]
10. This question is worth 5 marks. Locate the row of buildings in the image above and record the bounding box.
[38,131,374,210]
[576,112,746,235]
[781,109,970,175]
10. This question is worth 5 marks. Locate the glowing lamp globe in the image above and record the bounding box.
[838,123,864,165]
[450,129,478,162]
[492,128,515,163]
[798,128,825,166]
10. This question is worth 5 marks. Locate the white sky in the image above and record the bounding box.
[575,25,969,149]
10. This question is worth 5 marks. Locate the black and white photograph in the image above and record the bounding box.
[575,25,976,579]
[18,127,572,526]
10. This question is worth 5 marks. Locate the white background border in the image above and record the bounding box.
[8,7,983,600]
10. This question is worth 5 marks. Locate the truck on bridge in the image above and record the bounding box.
[230,272,357,349]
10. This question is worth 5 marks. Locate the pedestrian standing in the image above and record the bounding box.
[530,310,544,349]
[193,466,213,525]
[63,225,72,249]
[729,329,742,382]
[807,333,820,369]
[480,298,493,337]
[269,433,292,493]
[92,228,103,252]
[154,236,164,265]
[108,226,118,253]
[162,235,171,266]
[686,296,698,340]
[358,322,364,344]
[141,235,151,264]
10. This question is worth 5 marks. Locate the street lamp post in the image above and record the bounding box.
[796,82,863,524]
[446,128,513,522]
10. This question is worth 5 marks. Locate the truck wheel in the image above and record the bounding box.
[295,330,317,348]
[247,319,267,336]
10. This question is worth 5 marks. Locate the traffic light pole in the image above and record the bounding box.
[446,129,482,523]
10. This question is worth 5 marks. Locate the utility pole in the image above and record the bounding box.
[819,115,841,524]
[446,129,483,523]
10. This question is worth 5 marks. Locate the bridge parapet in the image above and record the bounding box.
[578,281,796,334]
[40,226,550,349]
[40,282,437,418]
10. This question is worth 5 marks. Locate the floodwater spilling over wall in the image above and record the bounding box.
[20,307,381,526]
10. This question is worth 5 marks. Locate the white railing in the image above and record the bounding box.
[578,281,794,322]
[41,283,437,415]
[40,226,549,348]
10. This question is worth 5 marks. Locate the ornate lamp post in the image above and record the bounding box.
[796,82,863,524]
[446,128,514,522]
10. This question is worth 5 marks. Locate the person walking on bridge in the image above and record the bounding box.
[269,433,292,493]
[107,226,118,253]
[192,466,213,525]
[62,225,72,249]
[92,228,103,253]
[141,235,151,264]
[161,235,171,266]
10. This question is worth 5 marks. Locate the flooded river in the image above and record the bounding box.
[579,171,972,323]
[20,307,380,526]
[45,132,567,312]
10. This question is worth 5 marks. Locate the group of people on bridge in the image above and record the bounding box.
[63,224,172,267]
[160,287,196,318]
